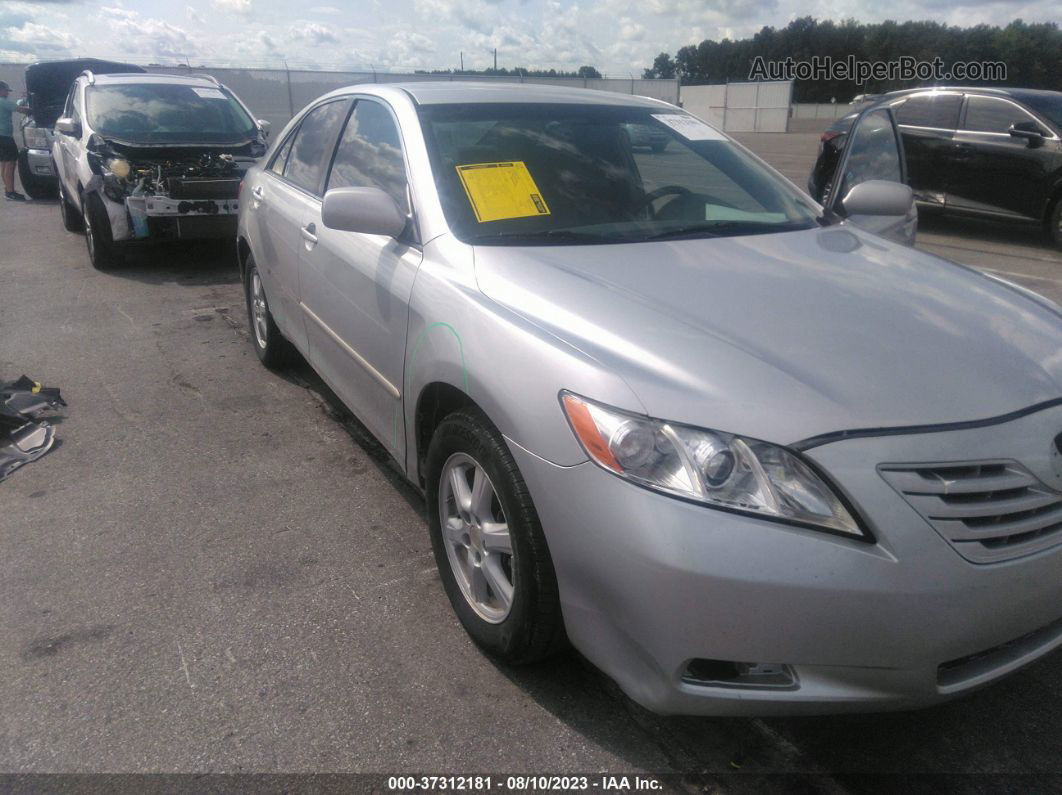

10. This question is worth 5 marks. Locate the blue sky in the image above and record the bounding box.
[0,0,1056,75]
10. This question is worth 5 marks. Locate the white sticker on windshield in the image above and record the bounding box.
[192,87,227,100]
[651,114,726,141]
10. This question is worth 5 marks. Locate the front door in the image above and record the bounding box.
[299,98,422,456]
[827,105,916,245]
[946,95,1057,221]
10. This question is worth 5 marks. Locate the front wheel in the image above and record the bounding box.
[426,408,565,664]
[82,191,122,270]
[1049,196,1062,250]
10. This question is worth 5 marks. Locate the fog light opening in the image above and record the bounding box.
[683,658,797,690]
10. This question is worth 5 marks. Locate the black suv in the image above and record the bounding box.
[808,87,1062,247]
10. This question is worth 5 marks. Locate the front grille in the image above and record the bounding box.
[880,461,1062,563]
[166,178,240,200]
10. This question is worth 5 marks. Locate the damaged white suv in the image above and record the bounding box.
[52,71,269,269]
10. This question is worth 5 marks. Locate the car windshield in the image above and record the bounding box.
[418,103,819,245]
[86,83,257,144]
[1020,94,1062,131]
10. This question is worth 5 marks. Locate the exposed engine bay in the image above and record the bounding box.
[87,136,262,241]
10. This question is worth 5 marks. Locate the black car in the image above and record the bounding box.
[808,87,1062,247]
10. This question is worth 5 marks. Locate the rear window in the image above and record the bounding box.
[86,82,257,143]
[894,93,962,130]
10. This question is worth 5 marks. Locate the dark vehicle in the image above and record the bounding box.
[18,58,145,199]
[808,87,1062,247]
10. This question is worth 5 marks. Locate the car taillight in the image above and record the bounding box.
[820,130,843,143]
[238,180,243,199]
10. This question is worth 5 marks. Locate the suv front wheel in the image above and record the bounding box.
[82,191,123,270]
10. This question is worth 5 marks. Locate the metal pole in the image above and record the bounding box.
[493,48,497,71]
[283,60,294,119]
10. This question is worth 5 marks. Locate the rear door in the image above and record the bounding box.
[826,105,916,245]
[249,98,349,354]
[299,97,422,457]
[946,94,1055,220]
[893,91,963,208]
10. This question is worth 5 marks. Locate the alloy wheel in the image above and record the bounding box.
[438,452,515,623]
[250,269,269,349]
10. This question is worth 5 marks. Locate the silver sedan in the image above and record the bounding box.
[237,82,1062,716]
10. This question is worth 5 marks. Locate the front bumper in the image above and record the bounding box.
[110,193,239,242]
[24,148,55,179]
[507,403,1062,716]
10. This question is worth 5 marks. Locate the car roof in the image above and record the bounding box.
[85,72,222,88]
[883,86,1062,102]
[385,81,671,108]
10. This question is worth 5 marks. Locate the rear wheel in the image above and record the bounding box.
[244,255,292,369]
[16,150,57,200]
[82,191,122,270]
[57,178,82,232]
[426,408,565,664]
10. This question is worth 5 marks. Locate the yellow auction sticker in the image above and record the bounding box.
[455,161,551,223]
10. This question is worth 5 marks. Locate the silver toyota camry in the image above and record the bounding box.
[236,82,1062,716]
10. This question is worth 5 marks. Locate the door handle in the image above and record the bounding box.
[301,223,318,245]
[250,185,265,206]
[952,142,974,158]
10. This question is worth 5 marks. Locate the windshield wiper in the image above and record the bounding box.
[467,228,608,244]
[640,221,808,242]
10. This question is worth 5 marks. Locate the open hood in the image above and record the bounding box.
[25,58,145,128]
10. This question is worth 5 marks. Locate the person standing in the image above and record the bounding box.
[0,80,32,201]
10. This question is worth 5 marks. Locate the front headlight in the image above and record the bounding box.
[23,124,49,150]
[560,392,866,538]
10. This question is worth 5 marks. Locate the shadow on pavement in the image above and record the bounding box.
[101,239,242,286]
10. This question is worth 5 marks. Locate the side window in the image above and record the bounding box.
[68,85,82,124]
[284,99,348,195]
[894,93,962,129]
[963,96,1042,135]
[327,99,409,212]
[837,108,903,201]
[269,131,296,176]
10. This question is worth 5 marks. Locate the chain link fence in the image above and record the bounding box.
[0,62,679,134]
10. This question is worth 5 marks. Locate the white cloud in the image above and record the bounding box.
[186,6,205,24]
[0,47,35,62]
[101,8,199,58]
[290,22,340,45]
[3,21,77,51]
[212,0,253,13]
[309,4,343,12]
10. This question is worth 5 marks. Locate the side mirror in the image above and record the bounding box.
[840,179,914,217]
[1009,121,1044,146]
[55,117,80,138]
[321,186,407,238]
[257,119,271,138]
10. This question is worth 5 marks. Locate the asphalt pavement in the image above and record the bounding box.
[2,141,1061,791]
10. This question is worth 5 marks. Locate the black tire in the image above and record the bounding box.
[82,191,122,270]
[16,150,58,200]
[57,178,82,232]
[425,407,565,664]
[244,255,292,369]
[1048,195,1062,250]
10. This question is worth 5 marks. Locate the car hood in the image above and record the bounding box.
[25,59,144,128]
[471,227,1062,446]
